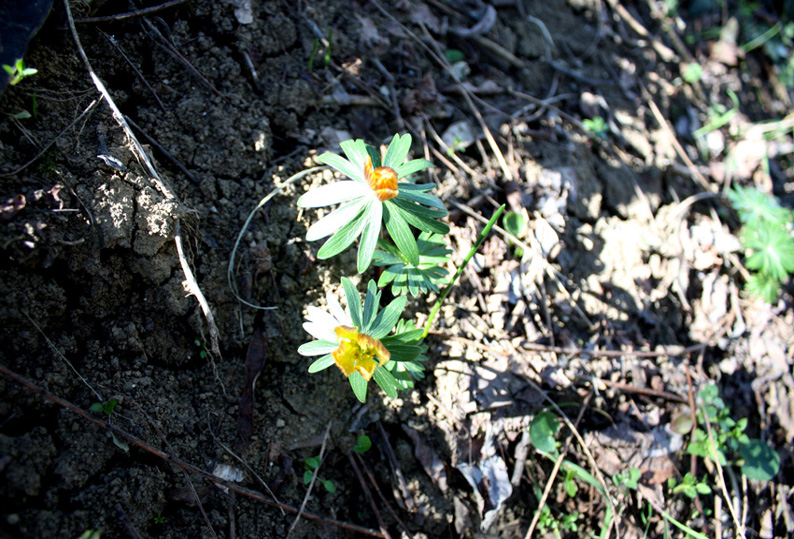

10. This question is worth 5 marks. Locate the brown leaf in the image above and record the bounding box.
[237,317,268,444]
[401,73,439,114]
[250,241,272,277]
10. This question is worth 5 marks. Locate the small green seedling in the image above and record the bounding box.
[529,411,560,455]
[612,466,641,492]
[444,49,465,63]
[502,211,527,258]
[681,62,703,84]
[726,186,794,302]
[668,472,712,499]
[694,89,739,138]
[583,116,608,140]
[533,485,580,534]
[153,513,166,524]
[308,28,333,71]
[3,59,38,86]
[194,338,209,360]
[90,399,118,416]
[303,456,336,493]
[89,399,129,452]
[680,384,780,481]
[352,435,372,453]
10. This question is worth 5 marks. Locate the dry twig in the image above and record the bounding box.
[0,363,382,537]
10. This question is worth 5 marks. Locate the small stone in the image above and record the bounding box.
[276,419,286,428]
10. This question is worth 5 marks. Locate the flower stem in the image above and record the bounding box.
[421,204,505,339]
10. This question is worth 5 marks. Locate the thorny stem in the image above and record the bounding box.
[421,204,505,339]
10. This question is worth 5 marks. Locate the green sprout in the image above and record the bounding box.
[303,456,336,493]
[583,116,608,140]
[668,472,712,499]
[153,513,166,525]
[681,384,780,481]
[352,435,372,453]
[681,62,704,84]
[298,133,446,273]
[502,211,527,257]
[90,399,118,416]
[3,59,38,86]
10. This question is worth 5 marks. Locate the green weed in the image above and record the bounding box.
[726,185,794,302]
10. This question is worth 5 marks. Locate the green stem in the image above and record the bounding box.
[421,204,505,339]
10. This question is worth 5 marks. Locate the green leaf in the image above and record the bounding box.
[727,186,792,225]
[350,371,368,402]
[743,222,794,282]
[530,412,559,454]
[361,279,380,331]
[89,402,104,413]
[740,439,780,481]
[390,198,450,235]
[353,435,372,453]
[340,139,370,179]
[397,185,447,211]
[357,199,382,273]
[306,456,320,469]
[396,158,434,178]
[445,49,465,62]
[341,277,363,329]
[111,432,129,452]
[383,133,411,170]
[369,295,407,339]
[383,203,419,266]
[322,479,336,493]
[308,354,335,373]
[372,366,399,398]
[745,273,782,303]
[299,340,338,356]
[317,208,368,259]
[695,482,712,495]
[503,211,527,238]
[303,470,314,484]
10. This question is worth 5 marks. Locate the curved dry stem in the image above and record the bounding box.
[227,166,325,311]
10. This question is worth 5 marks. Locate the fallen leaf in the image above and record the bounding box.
[402,424,448,492]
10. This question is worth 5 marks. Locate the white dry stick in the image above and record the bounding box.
[64,0,221,357]
[287,421,332,538]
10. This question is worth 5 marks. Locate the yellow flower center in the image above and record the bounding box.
[333,326,390,381]
[364,156,398,202]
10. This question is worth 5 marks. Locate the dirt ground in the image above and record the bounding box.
[1,0,792,537]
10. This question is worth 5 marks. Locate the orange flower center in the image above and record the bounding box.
[364,156,399,202]
[332,326,390,381]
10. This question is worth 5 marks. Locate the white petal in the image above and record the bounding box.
[297,181,368,208]
[306,198,367,241]
[303,307,339,342]
[326,294,352,326]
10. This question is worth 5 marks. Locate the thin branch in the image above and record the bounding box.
[287,421,332,537]
[64,0,222,357]
[74,0,188,24]
[0,363,382,538]
[0,98,100,178]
